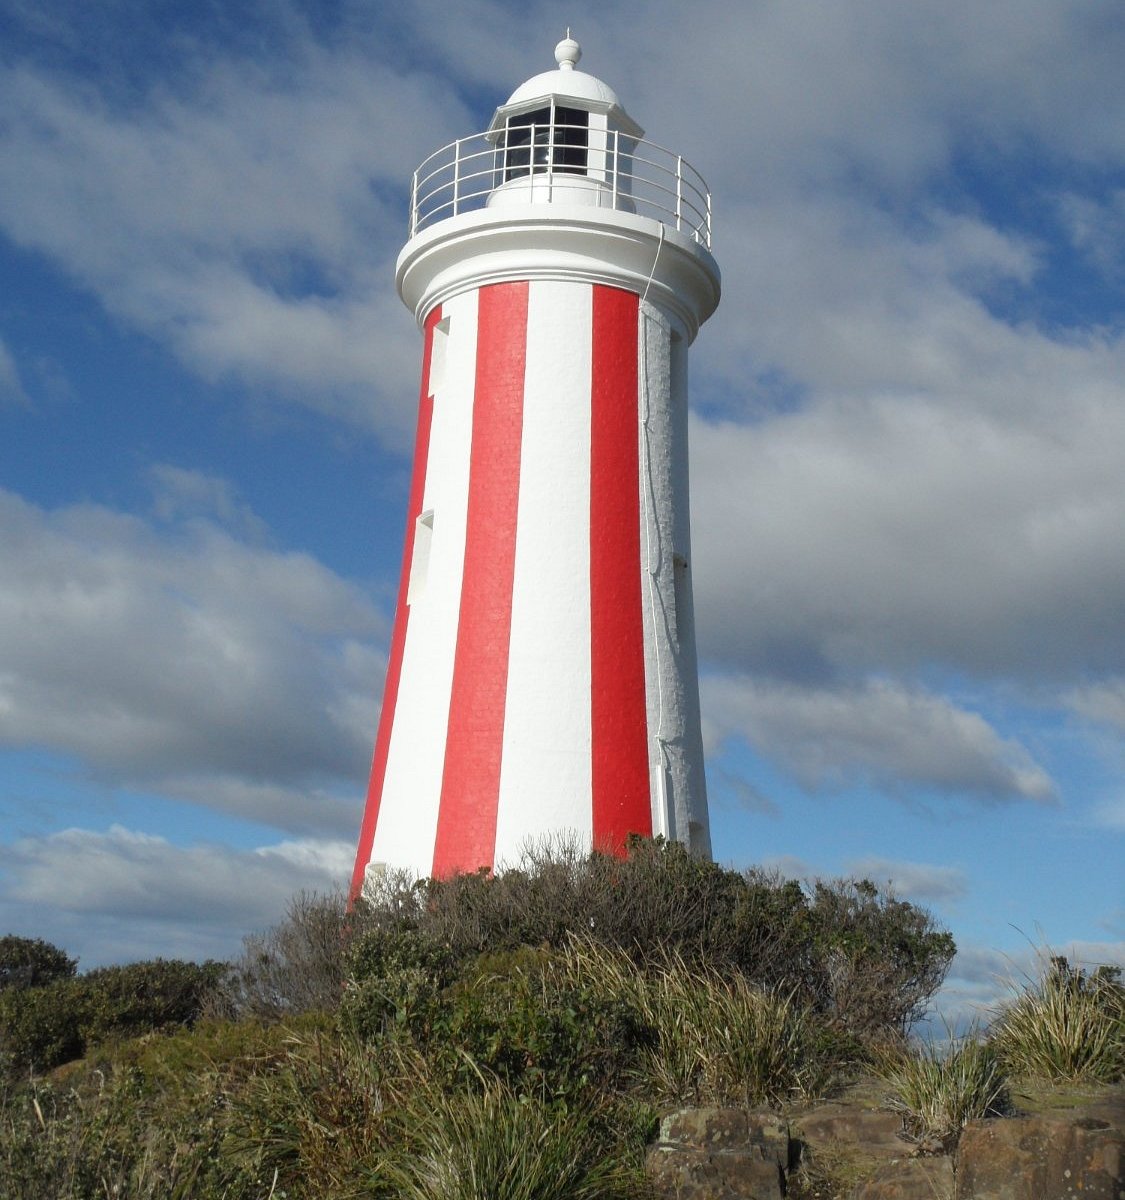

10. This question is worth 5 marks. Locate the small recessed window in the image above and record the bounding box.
[429,318,450,395]
[407,510,434,605]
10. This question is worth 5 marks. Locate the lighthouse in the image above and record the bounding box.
[351,36,720,896]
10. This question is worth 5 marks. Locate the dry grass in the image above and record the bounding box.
[787,1137,884,1200]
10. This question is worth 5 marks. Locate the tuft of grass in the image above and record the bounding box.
[382,1080,648,1200]
[990,956,1124,1084]
[561,937,839,1107]
[876,1032,1008,1150]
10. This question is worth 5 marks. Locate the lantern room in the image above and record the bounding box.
[485,34,644,207]
[404,36,712,251]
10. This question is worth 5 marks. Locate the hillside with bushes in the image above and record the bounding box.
[0,839,1120,1198]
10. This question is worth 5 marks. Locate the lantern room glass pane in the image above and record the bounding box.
[504,105,589,180]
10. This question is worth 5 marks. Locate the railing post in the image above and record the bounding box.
[705,189,712,249]
[675,155,683,233]
[410,167,418,236]
[452,138,461,217]
[611,129,619,211]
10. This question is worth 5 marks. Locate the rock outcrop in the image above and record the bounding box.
[646,1108,789,1199]
[645,1087,1123,1200]
[955,1103,1124,1200]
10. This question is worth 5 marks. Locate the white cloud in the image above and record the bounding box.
[0,486,385,833]
[930,938,1125,1032]
[711,768,780,816]
[1058,188,1125,280]
[154,776,363,839]
[148,463,268,542]
[845,856,968,904]
[690,374,1125,683]
[0,42,470,441]
[758,854,814,881]
[1065,679,1125,734]
[704,675,1053,804]
[611,0,1125,187]
[0,824,353,966]
[947,939,1125,993]
[1,0,1123,972]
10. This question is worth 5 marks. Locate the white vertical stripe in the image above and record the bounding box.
[493,280,594,867]
[372,291,478,877]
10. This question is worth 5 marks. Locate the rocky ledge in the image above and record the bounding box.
[645,1084,1123,1199]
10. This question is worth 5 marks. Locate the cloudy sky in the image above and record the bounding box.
[1,0,1122,1021]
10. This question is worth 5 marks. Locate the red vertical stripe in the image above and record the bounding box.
[431,282,528,877]
[590,285,652,852]
[350,306,443,903]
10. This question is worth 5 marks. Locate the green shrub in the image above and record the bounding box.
[990,956,1124,1083]
[221,1026,403,1200]
[0,936,77,992]
[80,958,225,1045]
[342,926,458,1042]
[346,940,651,1105]
[0,1016,344,1200]
[433,947,652,1101]
[0,847,960,1196]
[413,838,796,975]
[0,977,86,1074]
[876,1032,1008,1150]
[0,958,223,1074]
[0,1051,233,1199]
[353,839,954,1043]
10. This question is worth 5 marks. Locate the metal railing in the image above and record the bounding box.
[408,124,712,249]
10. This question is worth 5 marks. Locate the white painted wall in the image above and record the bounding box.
[370,291,478,878]
[493,281,595,865]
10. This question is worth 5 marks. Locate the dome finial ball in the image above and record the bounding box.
[555,33,581,70]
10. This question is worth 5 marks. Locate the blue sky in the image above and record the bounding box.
[0,0,1122,1022]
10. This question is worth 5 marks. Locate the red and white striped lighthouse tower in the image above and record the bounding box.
[351,36,720,895]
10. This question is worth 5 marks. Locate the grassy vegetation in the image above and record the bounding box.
[875,1032,1009,1150]
[873,955,1123,1157]
[991,956,1124,1084]
[0,839,1117,1198]
[381,1082,649,1200]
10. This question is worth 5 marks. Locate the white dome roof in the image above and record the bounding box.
[491,37,643,138]
[505,67,622,110]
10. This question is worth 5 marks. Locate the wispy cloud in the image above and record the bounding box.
[0,824,353,966]
[0,40,472,441]
[845,855,969,904]
[0,484,384,832]
[1065,680,1125,734]
[704,675,1053,804]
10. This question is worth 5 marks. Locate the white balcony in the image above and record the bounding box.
[408,123,712,250]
